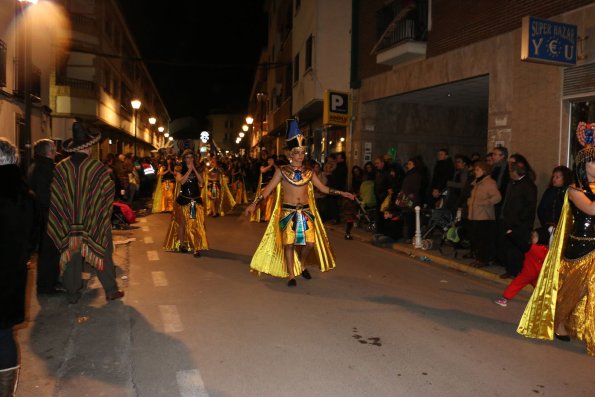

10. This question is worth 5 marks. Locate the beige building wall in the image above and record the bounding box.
[356,4,595,193]
[292,0,351,114]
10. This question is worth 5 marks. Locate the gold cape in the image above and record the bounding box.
[201,169,236,216]
[152,172,163,213]
[249,182,336,278]
[517,192,576,339]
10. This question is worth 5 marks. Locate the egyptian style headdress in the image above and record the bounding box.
[574,121,595,192]
[286,119,305,151]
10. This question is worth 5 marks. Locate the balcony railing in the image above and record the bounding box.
[375,0,428,52]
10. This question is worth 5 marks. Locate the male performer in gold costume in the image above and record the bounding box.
[245,119,355,286]
[202,156,236,217]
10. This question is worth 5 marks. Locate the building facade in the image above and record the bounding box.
[353,0,595,192]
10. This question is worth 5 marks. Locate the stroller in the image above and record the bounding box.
[111,202,136,230]
[354,197,376,232]
[420,189,469,255]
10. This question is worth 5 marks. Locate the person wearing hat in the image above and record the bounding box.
[518,123,595,356]
[47,121,124,304]
[244,119,355,286]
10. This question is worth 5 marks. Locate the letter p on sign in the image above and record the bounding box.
[331,94,344,111]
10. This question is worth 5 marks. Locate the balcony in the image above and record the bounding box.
[373,0,428,66]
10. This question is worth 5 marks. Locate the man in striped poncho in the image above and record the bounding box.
[48,122,124,304]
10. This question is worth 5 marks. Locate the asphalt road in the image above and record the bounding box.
[16,210,595,397]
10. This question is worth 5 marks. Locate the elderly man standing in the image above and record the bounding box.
[48,122,124,304]
[28,139,62,295]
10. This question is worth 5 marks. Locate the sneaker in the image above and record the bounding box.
[344,234,353,240]
[494,298,508,307]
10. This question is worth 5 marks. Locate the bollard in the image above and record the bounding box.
[414,205,422,249]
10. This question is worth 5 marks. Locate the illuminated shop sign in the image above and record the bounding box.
[323,90,351,126]
[521,16,577,66]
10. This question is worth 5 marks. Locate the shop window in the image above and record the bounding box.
[570,101,595,164]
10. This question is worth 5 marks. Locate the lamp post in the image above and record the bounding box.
[149,116,156,147]
[18,0,38,171]
[131,99,141,156]
[245,116,253,156]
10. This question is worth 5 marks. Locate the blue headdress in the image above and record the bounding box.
[286,119,305,151]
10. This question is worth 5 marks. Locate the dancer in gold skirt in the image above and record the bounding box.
[202,156,236,217]
[152,156,175,213]
[244,119,355,286]
[250,155,276,222]
[518,126,595,356]
[163,149,208,257]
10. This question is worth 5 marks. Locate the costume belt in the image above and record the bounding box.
[208,180,220,199]
[279,204,314,245]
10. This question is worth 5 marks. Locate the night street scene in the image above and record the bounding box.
[1,0,595,396]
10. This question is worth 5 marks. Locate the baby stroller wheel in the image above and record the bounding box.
[421,239,433,250]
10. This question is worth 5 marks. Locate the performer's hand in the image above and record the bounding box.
[244,203,256,217]
[342,192,356,200]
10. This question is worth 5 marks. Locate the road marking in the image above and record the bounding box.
[147,250,160,261]
[141,226,150,232]
[159,305,184,333]
[139,218,147,223]
[177,369,209,397]
[144,236,154,244]
[152,271,168,287]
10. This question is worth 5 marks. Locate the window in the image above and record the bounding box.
[305,35,313,71]
[0,40,6,87]
[293,53,299,83]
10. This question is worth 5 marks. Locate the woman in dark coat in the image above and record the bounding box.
[537,165,572,228]
[0,138,39,395]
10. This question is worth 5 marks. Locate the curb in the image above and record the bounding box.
[325,224,532,292]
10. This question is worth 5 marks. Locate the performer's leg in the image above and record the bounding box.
[176,205,186,248]
[284,244,297,286]
[61,252,83,303]
[299,243,314,269]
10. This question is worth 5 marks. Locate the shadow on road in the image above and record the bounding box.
[366,294,588,356]
[201,249,252,264]
[28,296,198,396]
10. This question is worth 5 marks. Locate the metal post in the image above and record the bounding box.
[133,110,137,157]
[414,205,423,248]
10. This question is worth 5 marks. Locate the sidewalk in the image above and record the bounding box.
[324,221,530,290]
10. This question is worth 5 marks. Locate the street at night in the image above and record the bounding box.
[15,211,594,397]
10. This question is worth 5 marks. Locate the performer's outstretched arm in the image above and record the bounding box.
[311,172,356,200]
[245,167,282,216]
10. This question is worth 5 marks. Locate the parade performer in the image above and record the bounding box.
[201,156,236,217]
[48,122,124,304]
[152,155,176,213]
[231,161,248,204]
[244,119,355,286]
[250,155,276,222]
[518,123,595,356]
[163,149,208,257]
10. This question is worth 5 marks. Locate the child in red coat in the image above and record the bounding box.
[494,227,550,307]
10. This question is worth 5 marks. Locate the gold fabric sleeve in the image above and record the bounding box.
[249,182,336,278]
[517,192,571,340]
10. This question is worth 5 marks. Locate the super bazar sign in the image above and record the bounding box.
[521,16,577,66]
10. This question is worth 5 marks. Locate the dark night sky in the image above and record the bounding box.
[117,0,267,128]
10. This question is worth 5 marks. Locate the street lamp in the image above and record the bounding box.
[239,132,245,138]
[19,0,38,171]
[148,117,156,125]
[158,126,164,133]
[242,124,249,132]
[245,116,254,125]
[131,99,141,156]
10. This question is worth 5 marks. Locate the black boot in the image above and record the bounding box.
[0,366,19,397]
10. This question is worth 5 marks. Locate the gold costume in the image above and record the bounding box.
[233,178,248,204]
[163,165,208,253]
[250,178,336,279]
[518,192,595,356]
[250,173,274,222]
[280,204,316,245]
[201,166,236,216]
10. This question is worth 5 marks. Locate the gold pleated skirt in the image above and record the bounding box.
[555,253,595,356]
[163,202,209,252]
[160,181,174,212]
